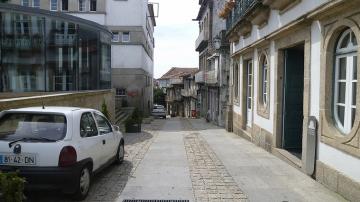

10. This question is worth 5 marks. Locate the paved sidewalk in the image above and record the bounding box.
[117,118,194,201]
[188,118,346,202]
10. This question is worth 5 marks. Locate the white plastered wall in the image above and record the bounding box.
[253,41,276,133]
[69,13,105,25]
[233,0,329,53]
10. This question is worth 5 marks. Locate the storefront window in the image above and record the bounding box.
[0,13,45,92]
[0,6,111,93]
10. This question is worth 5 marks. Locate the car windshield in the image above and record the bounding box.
[153,105,164,110]
[0,112,67,141]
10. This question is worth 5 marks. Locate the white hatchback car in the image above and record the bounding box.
[0,107,124,200]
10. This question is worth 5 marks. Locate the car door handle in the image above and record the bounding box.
[103,140,106,145]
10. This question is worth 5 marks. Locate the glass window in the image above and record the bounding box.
[122,32,130,42]
[90,0,97,11]
[79,0,86,11]
[100,32,111,89]
[0,9,111,93]
[94,113,112,135]
[259,54,269,106]
[46,20,77,91]
[80,113,98,138]
[22,0,30,6]
[116,88,126,96]
[33,0,40,8]
[0,113,67,141]
[78,25,99,90]
[62,0,68,11]
[333,28,358,134]
[1,13,46,92]
[112,31,119,42]
[50,0,58,11]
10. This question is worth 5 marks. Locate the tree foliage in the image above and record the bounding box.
[153,88,165,106]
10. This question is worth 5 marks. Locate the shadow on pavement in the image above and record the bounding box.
[124,131,153,146]
[25,160,134,202]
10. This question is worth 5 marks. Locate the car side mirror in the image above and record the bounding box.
[113,125,120,132]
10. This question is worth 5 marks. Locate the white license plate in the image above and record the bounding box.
[0,153,36,166]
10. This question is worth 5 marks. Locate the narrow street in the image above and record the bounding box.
[28,117,346,202]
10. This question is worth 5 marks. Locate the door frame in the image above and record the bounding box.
[273,30,311,170]
[240,57,254,130]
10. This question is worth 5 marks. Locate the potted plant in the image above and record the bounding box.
[125,108,143,133]
[101,100,110,120]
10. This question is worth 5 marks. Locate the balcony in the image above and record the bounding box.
[195,29,209,52]
[181,88,197,98]
[226,0,263,34]
[205,70,218,85]
[195,71,205,83]
[166,92,182,102]
[169,78,183,85]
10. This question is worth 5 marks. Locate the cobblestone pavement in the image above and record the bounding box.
[26,120,163,202]
[184,132,247,202]
[25,117,344,202]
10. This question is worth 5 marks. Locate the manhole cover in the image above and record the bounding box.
[123,200,189,202]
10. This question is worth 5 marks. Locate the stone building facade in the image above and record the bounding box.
[224,0,360,200]
[6,0,157,115]
[194,0,231,127]
[160,67,198,118]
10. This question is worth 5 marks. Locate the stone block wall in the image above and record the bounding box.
[316,161,360,202]
[0,90,116,123]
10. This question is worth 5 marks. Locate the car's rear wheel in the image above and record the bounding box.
[115,142,124,164]
[74,166,91,200]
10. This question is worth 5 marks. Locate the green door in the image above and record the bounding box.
[282,48,304,149]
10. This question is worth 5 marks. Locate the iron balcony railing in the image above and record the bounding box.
[169,78,183,85]
[226,0,261,32]
[181,88,197,98]
[205,70,218,85]
[195,29,209,51]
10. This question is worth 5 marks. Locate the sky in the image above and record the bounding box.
[153,0,200,79]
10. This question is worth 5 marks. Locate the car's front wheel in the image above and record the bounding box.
[115,141,124,164]
[74,166,91,200]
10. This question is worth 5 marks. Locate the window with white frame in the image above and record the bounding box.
[116,88,126,96]
[112,31,119,42]
[50,0,58,11]
[62,0,68,11]
[122,32,130,42]
[90,0,97,11]
[33,0,40,8]
[22,0,30,6]
[259,54,269,106]
[333,28,358,134]
[79,0,86,11]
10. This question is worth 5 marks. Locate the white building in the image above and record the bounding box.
[224,0,360,200]
[8,0,157,115]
